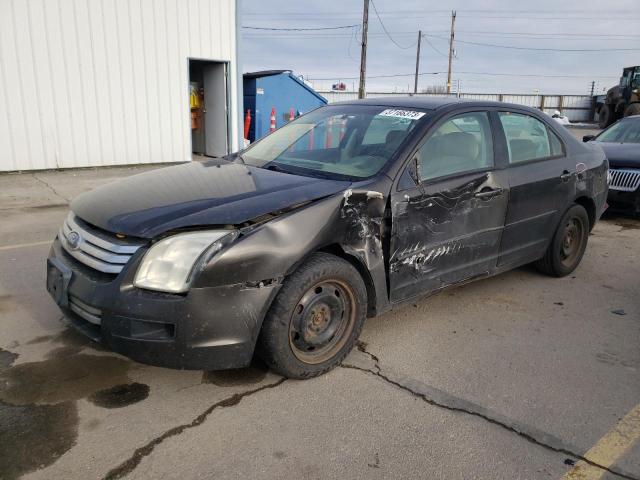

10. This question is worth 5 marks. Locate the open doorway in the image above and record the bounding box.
[189,59,229,158]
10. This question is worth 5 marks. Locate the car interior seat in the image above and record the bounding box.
[509,139,537,162]
[420,132,482,179]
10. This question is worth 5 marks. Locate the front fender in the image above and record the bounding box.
[191,189,391,315]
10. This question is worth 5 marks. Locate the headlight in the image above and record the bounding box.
[134,230,235,293]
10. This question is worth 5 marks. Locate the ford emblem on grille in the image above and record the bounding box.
[67,231,82,250]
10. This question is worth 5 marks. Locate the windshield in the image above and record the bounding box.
[596,118,640,144]
[241,105,429,180]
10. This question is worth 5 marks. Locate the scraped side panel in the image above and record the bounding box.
[389,172,508,301]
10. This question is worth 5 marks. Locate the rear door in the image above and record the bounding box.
[389,110,509,302]
[494,111,573,267]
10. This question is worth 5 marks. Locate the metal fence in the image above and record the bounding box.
[318,91,594,122]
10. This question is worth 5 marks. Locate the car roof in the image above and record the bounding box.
[332,96,538,113]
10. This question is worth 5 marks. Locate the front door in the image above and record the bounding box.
[389,111,509,302]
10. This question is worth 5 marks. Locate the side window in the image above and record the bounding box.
[416,111,493,182]
[498,112,557,163]
[549,129,564,156]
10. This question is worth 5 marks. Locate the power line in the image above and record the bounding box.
[310,71,444,81]
[242,24,358,31]
[458,71,619,78]
[422,34,448,57]
[244,9,637,13]
[308,71,620,81]
[244,11,640,21]
[456,30,640,39]
[424,34,640,52]
[243,30,640,41]
[369,0,416,49]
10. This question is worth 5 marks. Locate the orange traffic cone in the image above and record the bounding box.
[269,107,276,133]
[339,118,347,141]
[325,116,334,148]
[244,109,251,139]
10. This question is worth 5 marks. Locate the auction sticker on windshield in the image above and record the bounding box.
[378,109,426,120]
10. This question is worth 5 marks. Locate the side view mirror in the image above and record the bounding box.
[583,135,595,142]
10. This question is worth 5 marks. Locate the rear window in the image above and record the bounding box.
[499,112,563,163]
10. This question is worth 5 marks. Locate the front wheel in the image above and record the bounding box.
[598,104,615,129]
[535,204,589,277]
[257,253,367,379]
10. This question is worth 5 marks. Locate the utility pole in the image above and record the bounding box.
[446,10,456,94]
[413,30,422,94]
[358,0,370,99]
[590,80,595,96]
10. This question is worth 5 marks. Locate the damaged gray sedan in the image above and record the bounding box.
[46,98,608,378]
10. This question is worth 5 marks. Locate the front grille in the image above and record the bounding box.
[69,295,102,325]
[59,213,145,274]
[608,168,640,192]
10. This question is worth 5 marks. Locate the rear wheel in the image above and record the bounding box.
[257,253,367,379]
[535,204,589,277]
[624,103,640,118]
[598,104,615,128]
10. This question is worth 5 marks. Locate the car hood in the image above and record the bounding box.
[70,160,351,238]
[597,142,640,169]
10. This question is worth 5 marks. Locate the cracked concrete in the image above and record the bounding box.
[343,343,639,480]
[31,174,71,204]
[102,378,286,480]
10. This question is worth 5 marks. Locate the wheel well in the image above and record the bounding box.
[574,196,596,231]
[317,244,377,317]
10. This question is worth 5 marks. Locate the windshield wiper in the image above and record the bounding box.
[265,163,294,174]
[264,163,355,181]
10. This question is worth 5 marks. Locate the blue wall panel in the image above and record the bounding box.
[243,72,326,142]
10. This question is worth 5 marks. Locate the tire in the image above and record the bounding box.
[535,204,589,277]
[624,103,640,118]
[598,104,615,129]
[257,252,367,379]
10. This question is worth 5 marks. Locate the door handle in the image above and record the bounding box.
[474,188,504,200]
[560,170,573,182]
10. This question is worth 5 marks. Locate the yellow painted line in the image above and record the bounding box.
[0,240,51,251]
[562,403,640,479]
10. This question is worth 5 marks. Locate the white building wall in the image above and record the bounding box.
[0,0,239,171]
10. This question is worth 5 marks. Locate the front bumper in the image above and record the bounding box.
[46,238,281,370]
[607,189,640,215]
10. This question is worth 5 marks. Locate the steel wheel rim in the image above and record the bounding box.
[288,279,356,364]
[560,216,584,267]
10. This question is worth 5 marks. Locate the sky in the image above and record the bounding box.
[240,0,640,95]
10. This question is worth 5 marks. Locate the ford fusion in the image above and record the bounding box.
[584,114,640,215]
[47,98,608,378]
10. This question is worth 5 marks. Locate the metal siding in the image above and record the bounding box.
[319,91,594,122]
[0,0,238,171]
